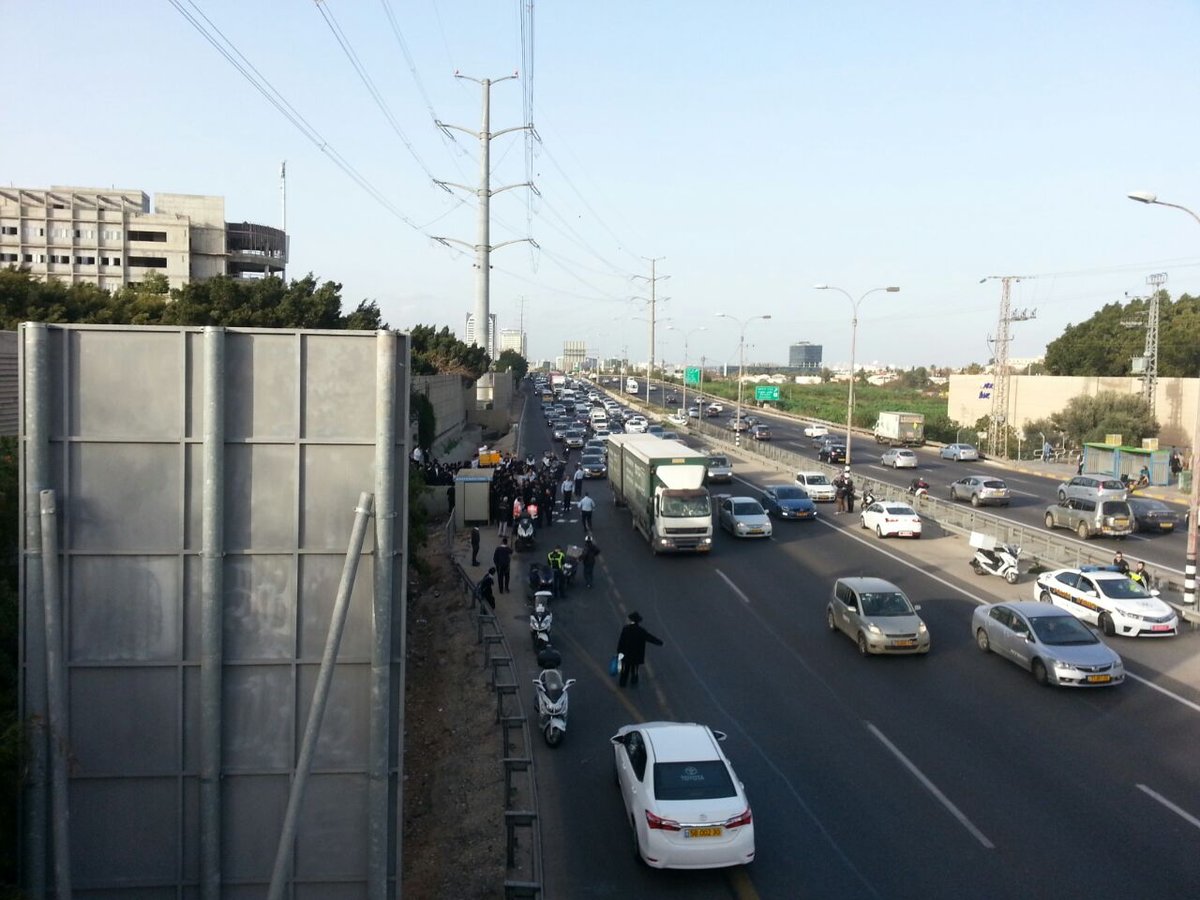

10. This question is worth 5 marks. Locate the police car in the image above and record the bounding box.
[1033,566,1178,638]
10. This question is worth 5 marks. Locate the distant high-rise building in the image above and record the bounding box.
[499,328,526,357]
[562,340,587,372]
[464,313,497,358]
[789,341,823,371]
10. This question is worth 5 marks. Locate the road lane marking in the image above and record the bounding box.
[715,568,752,604]
[1137,784,1200,831]
[866,722,995,850]
[1124,673,1200,714]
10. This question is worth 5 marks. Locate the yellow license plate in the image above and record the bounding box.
[686,827,723,838]
[1162,524,1174,530]
[893,640,917,648]
[1086,674,1111,684]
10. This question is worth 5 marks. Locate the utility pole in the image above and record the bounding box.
[1130,273,1166,412]
[633,257,668,407]
[982,275,1036,458]
[433,73,536,351]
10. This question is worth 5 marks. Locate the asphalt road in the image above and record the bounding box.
[628,380,1189,575]
[505,391,1200,900]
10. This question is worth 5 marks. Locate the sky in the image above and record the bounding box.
[5,1,1200,370]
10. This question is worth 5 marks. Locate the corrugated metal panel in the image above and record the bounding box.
[0,331,17,436]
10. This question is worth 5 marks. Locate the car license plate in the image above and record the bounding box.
[1086,674,1111,683]
[748,527,762,534]
[1161,524,1174,531]
[893,639,917,648]
[685,826,723,838]
[1152,624,1171,632]
[898,531,914,537]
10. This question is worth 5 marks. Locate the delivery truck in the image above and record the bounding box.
[625,377,640,395]
[873,411,925,446]
[608,435,713,553]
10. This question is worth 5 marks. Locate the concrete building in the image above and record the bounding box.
[464,313,497,359]
[498,328,526,357]
[562,340,587,372]
[0,186,286,290]
[788,341,823,371]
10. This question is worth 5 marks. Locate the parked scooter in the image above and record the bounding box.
[561,545,581,587]
[532,645,575,747]
[908,477,930,499]
[529,595,554,649]
[969,540,1017,588]
[515,513,536,552]
[861,487,878,508]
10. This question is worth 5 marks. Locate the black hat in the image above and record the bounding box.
[628,611,643,623]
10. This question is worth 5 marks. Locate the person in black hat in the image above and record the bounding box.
[616,611,663,688]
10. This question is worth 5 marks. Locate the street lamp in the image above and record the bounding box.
[1128,190,1200,610]
[715,314,771,447]
[814,284,901,466]
[668,326,706,417]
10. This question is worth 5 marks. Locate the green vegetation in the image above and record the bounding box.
[1044,291,1200,377]
[696,380,958,441]
[494,348,529,380]
[1024,392,1159,449]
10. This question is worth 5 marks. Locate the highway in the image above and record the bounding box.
[501,392,1200,900]
[629,380,1190,576]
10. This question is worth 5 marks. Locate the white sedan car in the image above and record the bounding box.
[1034,566,1178,637]
[880,448,918,469]
[625,416,649,434]
[860,501,922,538]
[717,496,773,538]
[795,471,837,502]
[803,423,829,438]
[940,443,979,461]
[611,721,755,869]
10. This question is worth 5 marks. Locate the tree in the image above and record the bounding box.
[1056,392,1159,446]
[494,349,529,380]
[408,325,489,381]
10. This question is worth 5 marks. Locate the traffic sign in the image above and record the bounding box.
[684,366,700,386]
[754,385,780,401]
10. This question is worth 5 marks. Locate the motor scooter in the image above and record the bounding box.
[515,513,536,552]
[526,562,555,602]
[529,596,553,650]
[908,477,930,499]
[532,645,575,747]
[861,488,878,507]
[968,531,1020,584]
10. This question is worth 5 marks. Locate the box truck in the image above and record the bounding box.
[873,411,925,446]
[608,435,713,553]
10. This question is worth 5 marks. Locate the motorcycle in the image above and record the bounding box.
[561,545,581,586]
[969,532,1020,584]
[861,488,878,508]
[529,597,554,649]
[908,477,930,499]
[1120,471,1150,492]
[515,513,536,552]
[532,645,575,747]
[526,562,555,602]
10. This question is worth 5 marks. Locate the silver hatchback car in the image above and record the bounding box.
[827,577,930,655]
[1057,475,1127,503]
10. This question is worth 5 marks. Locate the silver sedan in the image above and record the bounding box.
[971,601,1124,687]
[880,448,918,468]
[940,443,979,461]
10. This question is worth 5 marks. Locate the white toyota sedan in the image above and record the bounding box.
[860,501,922,538]
[611,721,755,869]
[1033,566,1178,638]
[717,496,773,539]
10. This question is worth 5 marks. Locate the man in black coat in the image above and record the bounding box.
[616,611,663,688]
[493,537,512,593]
[478,567,496,609]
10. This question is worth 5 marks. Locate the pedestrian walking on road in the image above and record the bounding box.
[835,475,847,514]
[581,535,601,588]
[470,527,481,566]
[844,474,855,514]
[616,611,663,688]
[573,464,584,496]
[579,491,595,533]
[560,475,575,512]
[493,537,512,593]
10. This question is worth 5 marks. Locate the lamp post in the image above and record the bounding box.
[668,325,706,418]
[814,284,900,466]
[1129,191,1200,610]
[716,314,771,447]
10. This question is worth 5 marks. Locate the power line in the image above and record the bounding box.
[169,0,421,228]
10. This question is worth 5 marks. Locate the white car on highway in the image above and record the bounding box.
[625,416,648,433]
[860,501,922,538]
[803,423,829,438]
[1033,566,1178,638]
[611,721,755,869]
[880,448,918,469]
[717,496,773,539]
[795,471,837,502]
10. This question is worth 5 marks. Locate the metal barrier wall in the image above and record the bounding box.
[21,325,410,898]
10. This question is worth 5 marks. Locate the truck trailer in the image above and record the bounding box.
[607,435,713,553]
[873,411,925,446]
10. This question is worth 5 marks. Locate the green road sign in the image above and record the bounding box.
[685,366,700,386]
[754,385,780,402]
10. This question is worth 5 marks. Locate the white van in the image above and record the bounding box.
[625,378,640,395]
[589,408,608,429]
